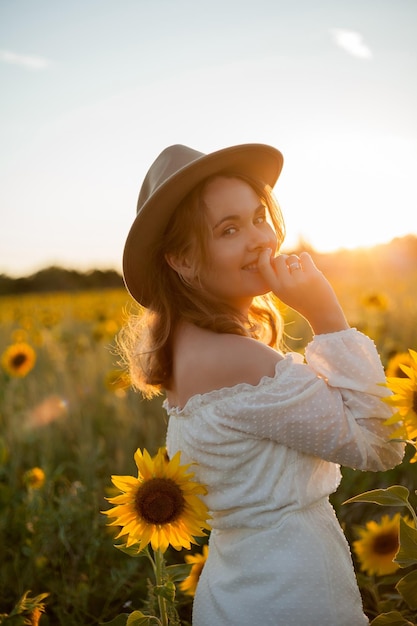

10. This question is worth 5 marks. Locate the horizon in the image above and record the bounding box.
[3,231,416,280]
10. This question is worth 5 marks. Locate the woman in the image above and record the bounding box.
[120,143,403,625]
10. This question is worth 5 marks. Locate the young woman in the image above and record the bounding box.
[120,143,403,626]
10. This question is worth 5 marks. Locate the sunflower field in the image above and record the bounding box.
[0,240,417,625]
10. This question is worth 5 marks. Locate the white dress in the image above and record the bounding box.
[165,329,404,626]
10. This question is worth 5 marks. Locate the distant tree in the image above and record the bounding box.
[0,266,123,295]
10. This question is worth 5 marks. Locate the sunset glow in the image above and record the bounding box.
[1,1,416,275]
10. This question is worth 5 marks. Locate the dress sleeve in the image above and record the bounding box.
[220,328,404,471]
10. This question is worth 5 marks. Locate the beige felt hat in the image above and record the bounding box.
[123,143,284,306]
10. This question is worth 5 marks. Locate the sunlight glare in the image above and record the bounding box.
[278,132,417,253]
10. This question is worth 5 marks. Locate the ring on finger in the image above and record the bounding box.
[288,261,302,272]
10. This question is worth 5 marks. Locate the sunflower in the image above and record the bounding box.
[383,349,417,440]
[386,351,414,378]
[8,591,48,626]
[23,467,46,490]
[361,292,389,311]
[180,544,209,597]
[1,341,36,377]
[352,513,411,576]
[103,447,211,553]
[30,607,43,626]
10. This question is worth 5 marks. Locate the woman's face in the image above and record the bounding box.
[197,176,278,313]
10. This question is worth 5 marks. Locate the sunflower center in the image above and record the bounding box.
[135,477,185,525]
[12,353,28,368]
[372,531,398,555]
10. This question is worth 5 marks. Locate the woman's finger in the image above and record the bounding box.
[258,248,276,283]
[285,254,302,274]
[298,252,316,271]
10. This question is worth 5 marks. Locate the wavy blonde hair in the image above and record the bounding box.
[118,173,286,399]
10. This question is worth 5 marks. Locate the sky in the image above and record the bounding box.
[1,0,416,277]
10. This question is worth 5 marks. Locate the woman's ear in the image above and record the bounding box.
[165,253,193,281]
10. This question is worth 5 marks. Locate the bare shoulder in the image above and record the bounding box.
[207,332,282,379]
[168,323,283,407]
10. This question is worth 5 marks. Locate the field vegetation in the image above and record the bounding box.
[0,236,416,625]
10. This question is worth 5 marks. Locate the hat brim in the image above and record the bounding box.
[123,143,283,307]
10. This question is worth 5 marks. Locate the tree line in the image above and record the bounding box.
[1,235,416,296]
[0,266,124,296]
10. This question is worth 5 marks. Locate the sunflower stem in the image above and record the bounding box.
[154,548,169,626]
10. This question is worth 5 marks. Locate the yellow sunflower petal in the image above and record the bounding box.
[152,447,170,475]
[149,527,166,553]
[180,545,209,596]
[165,450,182,474]
[135,524,154,551]
[106,494,133,506]
[134,448,155,479]
[102,503,135,517]
[409,349,417,365]
[111,475,139,491]
[399,364,417,381]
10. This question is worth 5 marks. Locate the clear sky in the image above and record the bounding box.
[1,0,416,277]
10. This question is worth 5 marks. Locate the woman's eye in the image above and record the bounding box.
[254,214,266,224]
[223,226,237,236]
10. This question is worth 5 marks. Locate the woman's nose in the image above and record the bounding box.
[247,225,273,250]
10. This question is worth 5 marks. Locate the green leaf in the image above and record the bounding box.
[344,486,411,508]
[126,611,154,626]
[166,563,192,583]
[396,570,417,609]
[370,611,414,626]
[100,615,129,626]
[395,519,417,568]
[114,543,144,557]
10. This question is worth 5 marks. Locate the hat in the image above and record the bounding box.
[123,143,284,306]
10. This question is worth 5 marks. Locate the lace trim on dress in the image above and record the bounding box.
[163,352,303,417]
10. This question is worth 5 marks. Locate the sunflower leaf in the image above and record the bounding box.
[114,543,144,558]
[370,612,414,626]
[344,486,411,508]
[126,611,154,626]
[99,614,129,626]
[394,518,417,568]
[396,570,417,610]
[166,563,192,583]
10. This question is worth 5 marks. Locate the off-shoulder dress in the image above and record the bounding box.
[165,329,404,626]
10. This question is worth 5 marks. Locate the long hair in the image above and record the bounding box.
[117,173,286,399]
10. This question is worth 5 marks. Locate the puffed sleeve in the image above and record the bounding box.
[219,328,404,471]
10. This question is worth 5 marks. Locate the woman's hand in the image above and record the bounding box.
[258,249,349,335]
